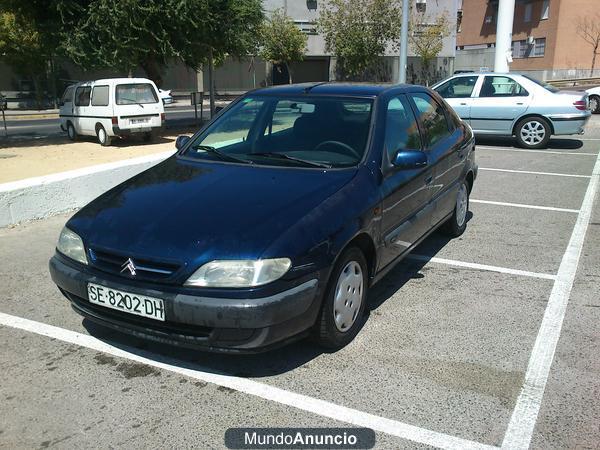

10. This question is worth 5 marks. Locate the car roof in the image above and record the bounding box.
[68,78,156,87]
[250,82,428,97]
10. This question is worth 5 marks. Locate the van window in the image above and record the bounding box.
[75,86,91,106]
[61,87,74,104]
[116,83,158,105]
[91,85,109,106]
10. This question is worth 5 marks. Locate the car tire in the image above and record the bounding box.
[314,247,368,350]
[143,131,156,143]
[67,122,77,141]
[441,179,469,237]
[96,125,112,146]
[589,95,600,114]
[515,116,551,149]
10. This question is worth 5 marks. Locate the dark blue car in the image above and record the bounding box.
[49,83,477,353]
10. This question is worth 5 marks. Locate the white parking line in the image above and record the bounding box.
[501,149,600,449]
[479,167,591,178]
[470,199,580,214]
[0,312,496,450]
[476,146,598,156]
[407,255,557,281]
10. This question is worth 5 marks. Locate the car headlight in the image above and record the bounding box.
[56,227,88,265]
[184,258,291,288]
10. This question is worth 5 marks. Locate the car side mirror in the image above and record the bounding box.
[393,149,428,170]
[175,135,191,150]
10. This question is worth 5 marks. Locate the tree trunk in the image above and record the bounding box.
[208,48,215,118]
[140,58,163,87]
[286,62,293,84]
[592,41,599,77]
[31,74,43,110]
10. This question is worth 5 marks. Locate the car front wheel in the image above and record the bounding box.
[67,122,77,141]
[315,247,368,350]
[515,117,551,149]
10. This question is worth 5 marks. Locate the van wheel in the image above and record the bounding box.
[97,125,111,146]
[143,131,156,142]
[67,122,77,141]
[441,180,469,237]
[515,117,551,149]
[314,247,368,350]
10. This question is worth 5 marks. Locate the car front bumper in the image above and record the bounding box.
[49,254,322,353]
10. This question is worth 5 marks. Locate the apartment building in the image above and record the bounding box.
[456,0,600,80]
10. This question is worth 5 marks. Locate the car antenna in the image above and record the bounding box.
[303,82,329,93]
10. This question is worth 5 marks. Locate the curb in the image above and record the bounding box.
[0,150,175,228]
[4,114,59,120]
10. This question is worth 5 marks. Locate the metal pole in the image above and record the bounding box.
[494,0,515,73]
[398,0,410,84]
[2,110,6,138]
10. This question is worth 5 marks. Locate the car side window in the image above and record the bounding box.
[410,93,452,148]
[91,85,109,106]
[75,86,91,106]
[61,87,74,104]
[479,76,529,97]
[384,96,422,162]
[435,76,478,98]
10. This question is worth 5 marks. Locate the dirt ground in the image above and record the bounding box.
[0,134,186,184]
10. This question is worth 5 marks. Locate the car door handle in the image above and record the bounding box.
[460,102,468,106]
[516,102,524,105]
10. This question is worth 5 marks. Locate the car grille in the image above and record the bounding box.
[88,247,181,282]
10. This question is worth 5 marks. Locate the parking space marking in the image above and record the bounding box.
[407,255,557,281]
[0,312,496,450]
[479,167,591,179]
[470,199,579,214]
[476,146,598,156]
[501,149,600,449]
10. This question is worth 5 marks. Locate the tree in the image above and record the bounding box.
[318,0,403,81]
[409,9,451,85]
[60,0,263,116]
[259,9,307,84]
[576,14,600,77]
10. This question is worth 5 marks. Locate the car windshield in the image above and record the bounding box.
[522,75,560,93]
[182,95,374,168]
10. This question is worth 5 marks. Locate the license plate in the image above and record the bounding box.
[87,283,165,321]
[130,118,149,125]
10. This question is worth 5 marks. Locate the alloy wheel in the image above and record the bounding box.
[456,183,468,228]
[520,120,546,146]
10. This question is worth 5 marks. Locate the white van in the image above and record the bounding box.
[59,78,165,146]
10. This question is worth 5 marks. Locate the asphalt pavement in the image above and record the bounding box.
[0,104,213,140]
[1,119,599,449]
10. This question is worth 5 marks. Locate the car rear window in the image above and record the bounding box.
[116,83,158,105]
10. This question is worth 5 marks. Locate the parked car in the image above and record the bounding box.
[49,83,477,353]
[158,88,174,105]
[432,73,591,149]
[586,85,600,114]
[59,78,165,146]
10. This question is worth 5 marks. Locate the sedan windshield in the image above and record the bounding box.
[183,95,373,168]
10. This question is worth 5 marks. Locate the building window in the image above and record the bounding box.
[524,3,532,22]
[533,38,546,57]
[541,0,549,19]
[416,0,426,13]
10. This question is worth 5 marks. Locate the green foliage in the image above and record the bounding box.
[410,10,451,68]
[59,0,263,85]
[318,0,402,80]
[259,9,306,83]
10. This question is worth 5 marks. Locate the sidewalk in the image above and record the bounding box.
[0,134,180,184]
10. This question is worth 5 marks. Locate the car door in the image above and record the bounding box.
[433,75,480,124]
[59,86,74,128]
[409,92,462,226]
[379,94,433,269]
[73,85,92,134]
[469,75,531,134]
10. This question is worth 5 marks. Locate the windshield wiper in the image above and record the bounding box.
[251,152,332,168]
[121,98,144,108]
[192,145,252,164]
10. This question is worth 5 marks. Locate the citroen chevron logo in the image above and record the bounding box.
[120,258,137,276]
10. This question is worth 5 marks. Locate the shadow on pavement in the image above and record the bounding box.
[476,136,584,150]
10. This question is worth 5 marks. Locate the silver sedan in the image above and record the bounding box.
[432,73,591,149]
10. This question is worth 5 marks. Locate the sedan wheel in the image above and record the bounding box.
[590,96,600,114]
[441,179,470,237]
[516,117,551,149]
[315,247,368,349]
